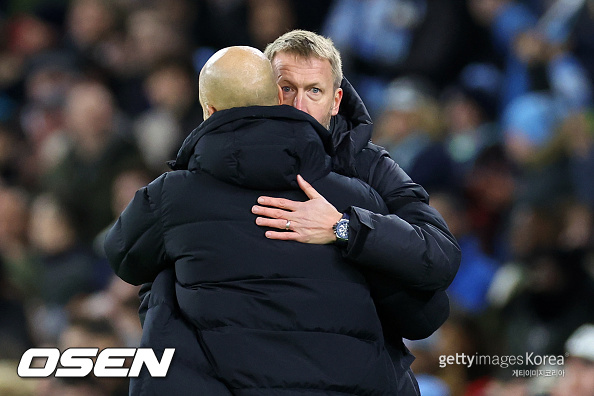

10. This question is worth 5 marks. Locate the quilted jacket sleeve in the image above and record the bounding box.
[104,173,168,286]
[347,146,461,291]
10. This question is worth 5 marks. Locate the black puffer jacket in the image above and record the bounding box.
[329,79,460,343]
[330,79,460,292]
[106,105,400,394]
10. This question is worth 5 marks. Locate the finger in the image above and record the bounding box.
[255,217,292,230]
[264,230,301,241]
[297,174,322,200]
[252,205,292,220]
[256,196,300,211]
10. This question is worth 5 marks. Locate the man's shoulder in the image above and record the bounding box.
[360,141,389,155]
[350,141,431,205]
[352,140,392,177]
[145,170,196,197]
[153,169,193,183]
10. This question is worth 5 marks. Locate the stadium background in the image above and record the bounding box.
[0,0,593,395]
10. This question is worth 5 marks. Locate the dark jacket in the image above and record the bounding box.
[329,79,460,344]
[331,78,460,291]
[106,105,401,395]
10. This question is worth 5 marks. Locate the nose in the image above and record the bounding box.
[293,91,305,111]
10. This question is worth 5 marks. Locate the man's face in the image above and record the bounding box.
[271,52,342,129]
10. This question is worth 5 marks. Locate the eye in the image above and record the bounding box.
[311,87,320,94]
[282,86,293,93]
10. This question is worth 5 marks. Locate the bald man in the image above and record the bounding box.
[105,47,403,394]
[198,46,282,118]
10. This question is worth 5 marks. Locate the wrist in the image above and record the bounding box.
[332,213,350,247]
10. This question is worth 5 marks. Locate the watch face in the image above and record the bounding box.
[336,219,349,240]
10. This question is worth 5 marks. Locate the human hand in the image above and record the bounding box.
[252,175,343,244]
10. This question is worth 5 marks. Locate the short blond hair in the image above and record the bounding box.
[264,30,343,89]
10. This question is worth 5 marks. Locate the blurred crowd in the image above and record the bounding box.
[0,0,593,395]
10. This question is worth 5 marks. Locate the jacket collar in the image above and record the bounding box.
[330,78,374,176]
[169,105,334,171]
[168,105,335,190]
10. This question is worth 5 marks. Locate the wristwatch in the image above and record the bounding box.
[333,213,350,246]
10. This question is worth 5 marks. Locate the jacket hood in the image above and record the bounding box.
[330,78,374,176]
[169,105,335,190]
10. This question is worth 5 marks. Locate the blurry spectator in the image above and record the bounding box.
[514,28,592,111]
[480,377,530,396]
[0,37,24,105]
[431,192,499,314]
[374,76,456,193]
[507,204,562,261]
[194,0,251,50]
[42,80,144,243]
[68,275,142,348]
[551,323,594,396]
[467,0,538,107]
[464,145,516,260]
[21,51,79,140]
[5,10,61,59]
[41,377,109,396]
[441,63,503,180]
[58,317,124,351]
[502,248,594,358]
[433,314,492,396]
[502,92,560,164]
[0,5,65,117]
[54,317,129,396]
[28,192,106,344]
[468,0,592,110]
[560,108,594,209]
[0,123,26,186]
[109,168,152,218]
[82,166,149,348]
[29,193,105,305]
[134,57,202,173]
[65,0,117,49]
[191,0,298,70]
[374,77,440,169]
[0,256,34,360]
[247,0,295,50]
[0,185,38,298]
[323,0,469,115]
[94,166,153,257]
[572,0,594,83]
[63,0,123,76]
[488,199,592,326]
[112,5,191,117]
[0,360,37,396]
[502,92,571,206]
[18,51,80,188]
[125,7,189,74]
[149,0,198,35]
[558,201,593,252]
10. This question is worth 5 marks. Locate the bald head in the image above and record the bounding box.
[199,46,281,119]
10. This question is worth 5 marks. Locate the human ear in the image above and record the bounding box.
[332,88,343,116]
[203,104,216,120]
